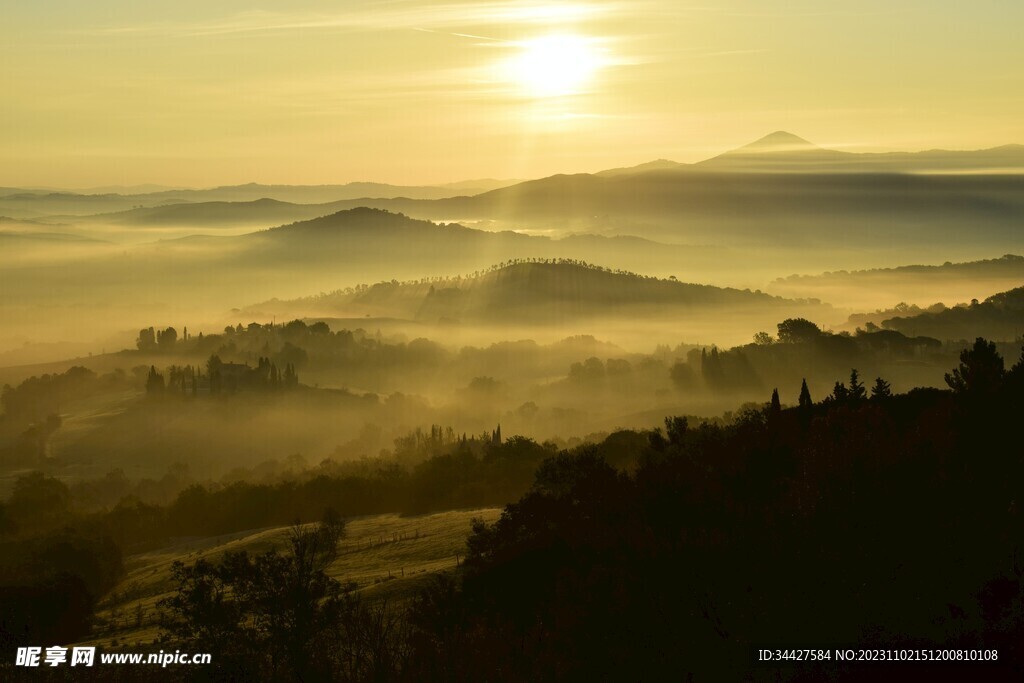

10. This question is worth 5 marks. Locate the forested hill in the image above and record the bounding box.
[773,253,1024,288]
[252,206,488,242]
[268,261,810,323]
[882,284,1024,341]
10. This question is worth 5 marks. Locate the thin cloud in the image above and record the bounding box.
[412,27,509,44]
[69,2,636,39]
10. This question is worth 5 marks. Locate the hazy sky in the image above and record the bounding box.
[3,1,1022,188]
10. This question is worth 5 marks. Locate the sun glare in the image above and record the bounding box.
[505,35,602,98]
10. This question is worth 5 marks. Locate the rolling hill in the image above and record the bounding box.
[880,284,1024,342]
[146,207,742,284]
[246,260,819,324]
[769,254,1024,311]
[88,198,328,227]
[83,509,502,651]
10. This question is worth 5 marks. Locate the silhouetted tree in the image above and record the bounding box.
[207,354,223,393]
[160,514,348,681]
[1007,344,1024,393]
[6,472,71,534]
[145,366,164,395]
[664,416,688,446]
[776,318,822,343]
[848,368,866,402]
[156,327,177,349]
[944,337,1005,395]
[283,362,298,388]
[830,380,849,403]
[701,347,726,389]
[871,377,892,400]
[798,379,812,409]
[136,327,156,352]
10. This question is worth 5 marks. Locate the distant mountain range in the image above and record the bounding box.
[14,132,1011,259]
[0,179,521,221]
[5,132,1022,224]
[603,131,1024,175]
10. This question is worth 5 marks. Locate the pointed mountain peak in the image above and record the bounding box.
[737,131,818,153]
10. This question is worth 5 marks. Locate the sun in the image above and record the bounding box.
[505,35,602,98]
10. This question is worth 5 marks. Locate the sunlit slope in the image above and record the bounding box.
[81,509,501,649]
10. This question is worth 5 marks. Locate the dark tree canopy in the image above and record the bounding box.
[871,376,892,400]
[145,365,164,395]
[160,515,356,681]
[830,380,849,403]
[776,318,822,343]
[945,337,1005,395]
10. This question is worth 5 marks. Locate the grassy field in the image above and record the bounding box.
[81,507,502,649]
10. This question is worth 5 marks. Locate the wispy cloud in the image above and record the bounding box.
[70,2,633,39]
[411,27,509,44]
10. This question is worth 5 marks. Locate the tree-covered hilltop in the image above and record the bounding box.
[251,259,816,324]
[666,317,948,399]
[776,253,1024,288]
[881,284,1024,342]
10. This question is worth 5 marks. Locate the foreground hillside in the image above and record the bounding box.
[81,508,501,651]
[2,340,1022,680]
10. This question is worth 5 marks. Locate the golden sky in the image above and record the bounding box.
[2,1,1022,188]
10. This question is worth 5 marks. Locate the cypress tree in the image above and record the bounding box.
[798,379,812,409]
